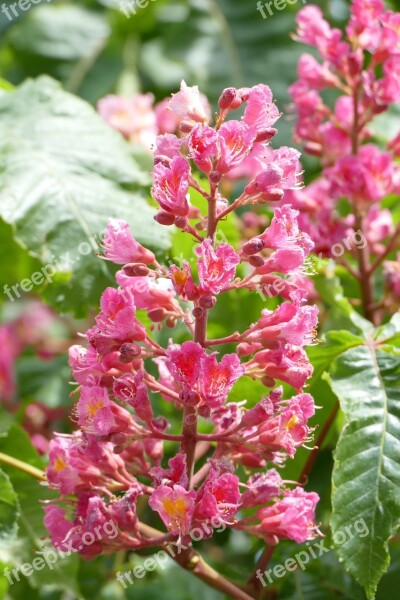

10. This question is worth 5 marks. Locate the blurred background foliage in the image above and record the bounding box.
[1,0,400,599]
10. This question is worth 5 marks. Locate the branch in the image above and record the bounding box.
[0,452,46,481]
[139,523,256,600]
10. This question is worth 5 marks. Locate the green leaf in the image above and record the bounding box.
[328,345,400,599]
[0,469,19,544]
[0,75,170,316]
[8,6,110,62]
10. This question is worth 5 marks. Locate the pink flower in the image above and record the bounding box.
[113,372,153,423]
[150,453,188,488]
[88,288,146,354]
[297,54,339,89]
[152,156,190,216]
[77,385,135,436]
[257,487,320,543]
[169,262,199,300]
[154,134,182,160]
[44,506,73,550]
[103,219,155,265]
[241,470,283,508]
[242,84,280,135]
[244,148,302,201]
[97,94,157,150]
[244,302,318,348]
[199,353,245,408]
[187,124,218,173]
[69,344,104,385]
[215,121,256,174]
[195,473,241,523]
[246,346,313,389]
[167,341,204,387]
[155,97,183,133]
[116,271,180,319]
[260,205,314,255]
[149,484,196,535]
[196,239,240,295]
[169,80,211,123]
[327,144,394,202]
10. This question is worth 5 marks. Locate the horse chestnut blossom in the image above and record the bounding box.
[286,0,400,325]
[45,81,321,598]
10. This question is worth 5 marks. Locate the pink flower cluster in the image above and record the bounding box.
[284,0,400,316]
[45,82,321,559]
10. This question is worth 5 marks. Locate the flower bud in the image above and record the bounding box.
[249,255,265,267]
[209,170,222,184]
[255,128,278,143]
[198,405,211,418]
[166,316,176,329]
[175,216,187,229]
[148,308,166,322]
[192,306,205,319]
[119,342,142,363]
[179,119,197,133]
[199,295,216,309]
[242,238,264,255]
[154,211,176,226]
[218,87,237,110]
[123,263,150,277]
[179,389,201,406]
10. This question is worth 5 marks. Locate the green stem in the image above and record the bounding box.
[0,452,46,481]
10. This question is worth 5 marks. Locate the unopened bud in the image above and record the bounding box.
[261,375,276,388]
[166,316,176,329]
[123,263,150,277]
[255,128,278,143]
[175,216,187,229]
[154,211,175,226]
[148,308,166,322]
[199,295,216,309]
[179,390,201,406]
[198,405,211,418]
[119,342,142,363]
[154,155,171,167]
[192,306,205,319]
[242,238,264,255]
[218,87,237,110]
[261,189,284,203]
[249,255,265,267]
[179,119,196,133]
[209,170,222,184]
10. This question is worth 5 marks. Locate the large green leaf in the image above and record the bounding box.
[0,469,19,544]
[328,343,400,599]
[0,76,170,316]
[8,5,110,62]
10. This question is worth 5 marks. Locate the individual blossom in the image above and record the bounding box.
[196,239,240,295]
[254,487,320,543]
[152,156,190,217]
[103,218,155,265]
[149,484,196,535]
[169,80,211,123]
[97,94,158,150]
